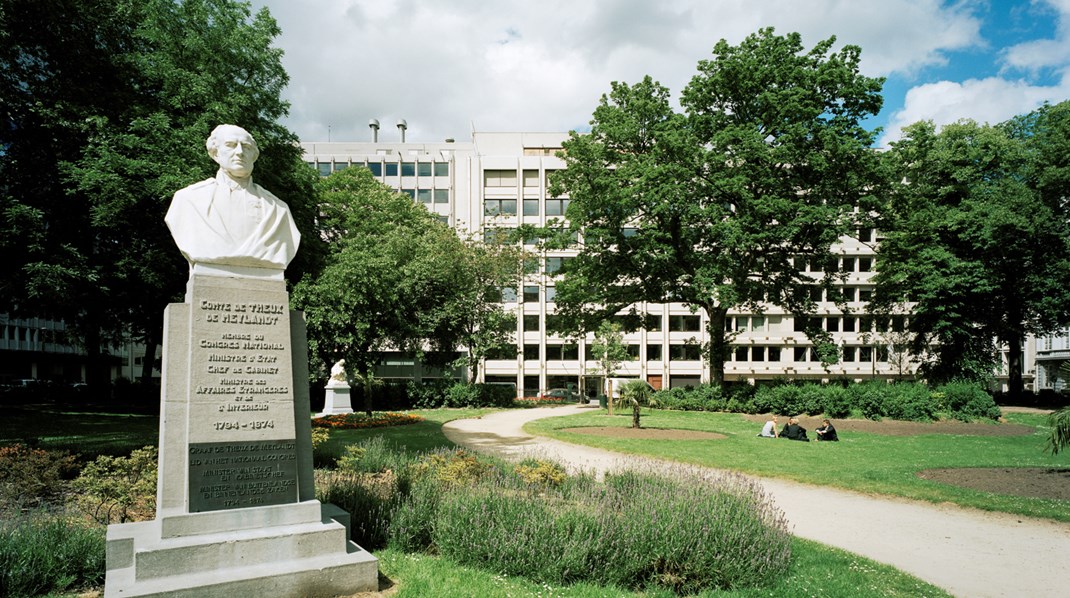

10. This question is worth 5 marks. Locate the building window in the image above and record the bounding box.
[545,198,570,216]
[401,189,416,199]
[646,344,663,361]
[859,287,873,302]
[859,346,873,363]
[842,317,856,332]
[734,346,748,361]
[858,257,873,272]
[523,314,539,331]
[839,287,856,302]
[523,169,540,187]
[366,162,383,176]
[401,162,416,176]
[842,257,856,273]
[523,285,539,303]
[843,346,856,362]
[644,312,662,331]
[417,162,432,176]
[501,287,517,303]
[416,189,432,203]
[385,163,398,176]
[484,199,517,216]
[858,228,874,243]
[671,344,702,361]
[333,162,348,172]
[317,162,332,177]
[768,347,781,362]
[668,315,701,332]
[485,169,517,187]
[434,162,449,176]
[524,199,540,216]
[545,257,571,274]
[434,189,449,204]
[545,344,578,360]
[544,286,557,303]
[626,344,640,360]
[523,344,540,360]
[826,317,838,332]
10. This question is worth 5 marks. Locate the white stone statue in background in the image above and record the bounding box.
[165,124,301,271]
[328,359,348,385]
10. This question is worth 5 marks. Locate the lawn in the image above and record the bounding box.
[524,409,1070,522]
[0,405,964,597]
[0,405,159,457]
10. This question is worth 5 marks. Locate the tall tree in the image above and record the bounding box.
[293,167,501,413]
[443,238,521,383]
[0,0,313,388]
[552,28,884,386]
[873,117,1070,393]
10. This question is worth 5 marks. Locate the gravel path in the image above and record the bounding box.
[442,405,1070,598]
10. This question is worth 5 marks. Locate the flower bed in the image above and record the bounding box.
[515,396,571,406]
[312,411,424,430]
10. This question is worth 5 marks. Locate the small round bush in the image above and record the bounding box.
[847,381,888,420]
[820,386,853,418]
[881,383,937,421]
[939,381,1001,421]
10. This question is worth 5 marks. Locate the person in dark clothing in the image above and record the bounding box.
[779,417,809,441]
[815,418,839,441]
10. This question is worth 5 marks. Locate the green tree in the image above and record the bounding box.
[873,117,1070,393]
[445,239,521,382]
[588,321,629,414]
[1,0,314,389]
[293,167,476,414]
[552,28,884,387]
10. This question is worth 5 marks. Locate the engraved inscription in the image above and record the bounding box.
[188,440,298,512]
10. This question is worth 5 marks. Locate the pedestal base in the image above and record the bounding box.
[318,384,353,416]
[105,501,377,597]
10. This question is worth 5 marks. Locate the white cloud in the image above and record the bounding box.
[879,76,1070,147]
[878,0,1070,146]
[249,0,989,143]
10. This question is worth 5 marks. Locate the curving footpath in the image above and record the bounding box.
[442,405,1070,598]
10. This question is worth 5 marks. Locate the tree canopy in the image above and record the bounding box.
[293,167,520,407]
[0,0,314,386]
[551,28,885,386]
[873,111,1070,393]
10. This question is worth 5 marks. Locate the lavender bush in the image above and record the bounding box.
[433,466,791,593]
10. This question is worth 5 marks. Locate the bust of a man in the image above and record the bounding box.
[165,124,301,271]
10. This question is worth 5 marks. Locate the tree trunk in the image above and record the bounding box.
[1006,330,1024,399]
[607,379,614,416]
[631,399,641,429]
[140,338,158,384]
[705,305,729,388]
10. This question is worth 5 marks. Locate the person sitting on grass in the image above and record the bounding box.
[780,417,809,441]
[815,418,839,441]
[758,415,779,437]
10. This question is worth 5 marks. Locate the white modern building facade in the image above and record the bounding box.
[302,129,1033,397]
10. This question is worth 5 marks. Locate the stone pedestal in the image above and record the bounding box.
[105,273,377,597]
[319,381,353,416]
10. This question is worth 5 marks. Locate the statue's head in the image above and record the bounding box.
[207,124,260,179]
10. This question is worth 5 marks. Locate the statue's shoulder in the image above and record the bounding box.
[252,182,287,207]
[174,178,216,198]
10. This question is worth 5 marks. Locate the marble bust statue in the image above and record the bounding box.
[165,124,301,272]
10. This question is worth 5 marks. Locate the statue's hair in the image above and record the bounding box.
[206,124,259,158]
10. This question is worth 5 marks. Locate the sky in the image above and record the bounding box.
[247,0,1070,148]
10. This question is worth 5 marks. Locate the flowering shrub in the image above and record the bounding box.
[310,427,331,450]
[312,411,424,430]
[72,446,157,524]
[515,396,570,406]
[0,443,77,512]
[513,459,567,488]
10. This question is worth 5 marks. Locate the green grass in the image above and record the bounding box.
[525,409,1070,522]
[376,538,950,597]
[0,406,159,457]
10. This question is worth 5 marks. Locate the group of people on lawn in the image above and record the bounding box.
[758,415,838,442]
